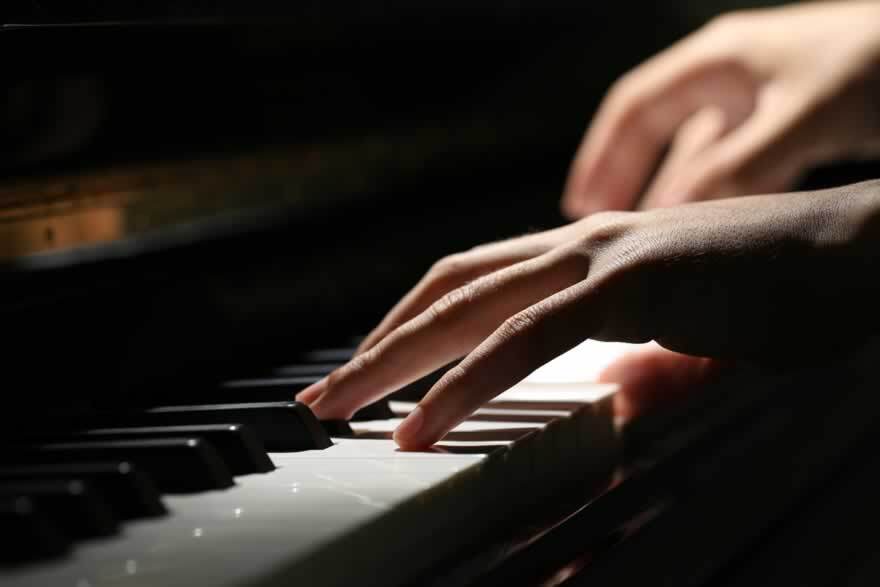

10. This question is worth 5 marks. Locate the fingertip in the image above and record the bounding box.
[393,405,429,450]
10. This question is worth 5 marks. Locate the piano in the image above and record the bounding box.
[4,6,880,586]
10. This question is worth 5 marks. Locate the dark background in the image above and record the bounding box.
[6,4,880,584]
[3,0,878,430]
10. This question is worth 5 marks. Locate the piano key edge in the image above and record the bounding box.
[255,388,618,587]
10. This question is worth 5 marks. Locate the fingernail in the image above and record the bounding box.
[393,405,425,446]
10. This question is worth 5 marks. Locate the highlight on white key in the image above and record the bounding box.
[486,339,647,407]
[523,339,646,384]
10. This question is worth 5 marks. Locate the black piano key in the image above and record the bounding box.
[221,376,320,397]
[0,480,119,539]
[79,425,274,475]
[272,363,343,377]
[218,378,394,422]
[0,462,166,520]
[321,420,355,437]
[351,400,394,421]
[148,377,313,407]
[0,496,70,565]
[346,335,366,347]
[297,348,356,363]
[128,402,332,452]
[3,439,234,493]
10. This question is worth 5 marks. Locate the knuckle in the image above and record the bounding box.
[427,284,475,323]
[500,307,542,340]
[583,229,658,288]
[349,348,374,372]
[608,71,638,102]
[581,211,634,250]
[606,73,649,119]
[438,363,468,390]
[430,253,469,279]
[497,307,555,365]
[327,344,383,390]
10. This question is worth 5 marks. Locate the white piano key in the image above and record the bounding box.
[525,339,642,383]
[352,417,545,434]
[2,340,632,587]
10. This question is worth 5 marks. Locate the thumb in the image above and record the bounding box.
[599,343,721,421]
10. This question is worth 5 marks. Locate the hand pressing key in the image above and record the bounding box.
[299,183,880,449]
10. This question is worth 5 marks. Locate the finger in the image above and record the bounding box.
[598,343,720,421]
[355,270,466,357]
[653,88,814,205]
[303,250,589,420]
[394,277,635,450]
[639,106,729,208]
[295,383,326,405]
[355,230,570,355]
[562,38,754,218]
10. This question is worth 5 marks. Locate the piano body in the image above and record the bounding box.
[4,4,880,586]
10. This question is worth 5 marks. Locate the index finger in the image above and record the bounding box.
[355,227,578,356]
[299,251,588,420]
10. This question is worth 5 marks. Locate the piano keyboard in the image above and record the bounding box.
[0,340,637,587]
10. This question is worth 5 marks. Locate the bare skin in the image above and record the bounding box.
[300,2,880,449]
[344,1,880,360]
[562,1,880,216]
[300,182,880,449]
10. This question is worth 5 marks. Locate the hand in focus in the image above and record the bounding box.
[299,181,880,449]
[562,1,880,218]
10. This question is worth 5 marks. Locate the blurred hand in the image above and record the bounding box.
[562,1,880,218]
[299,181,880,449]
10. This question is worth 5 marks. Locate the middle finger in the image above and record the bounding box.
[302,250,589,420]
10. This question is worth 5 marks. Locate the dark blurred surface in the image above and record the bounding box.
[4,2,880,586]
[0,3,671,427]
[2,1,790,175]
